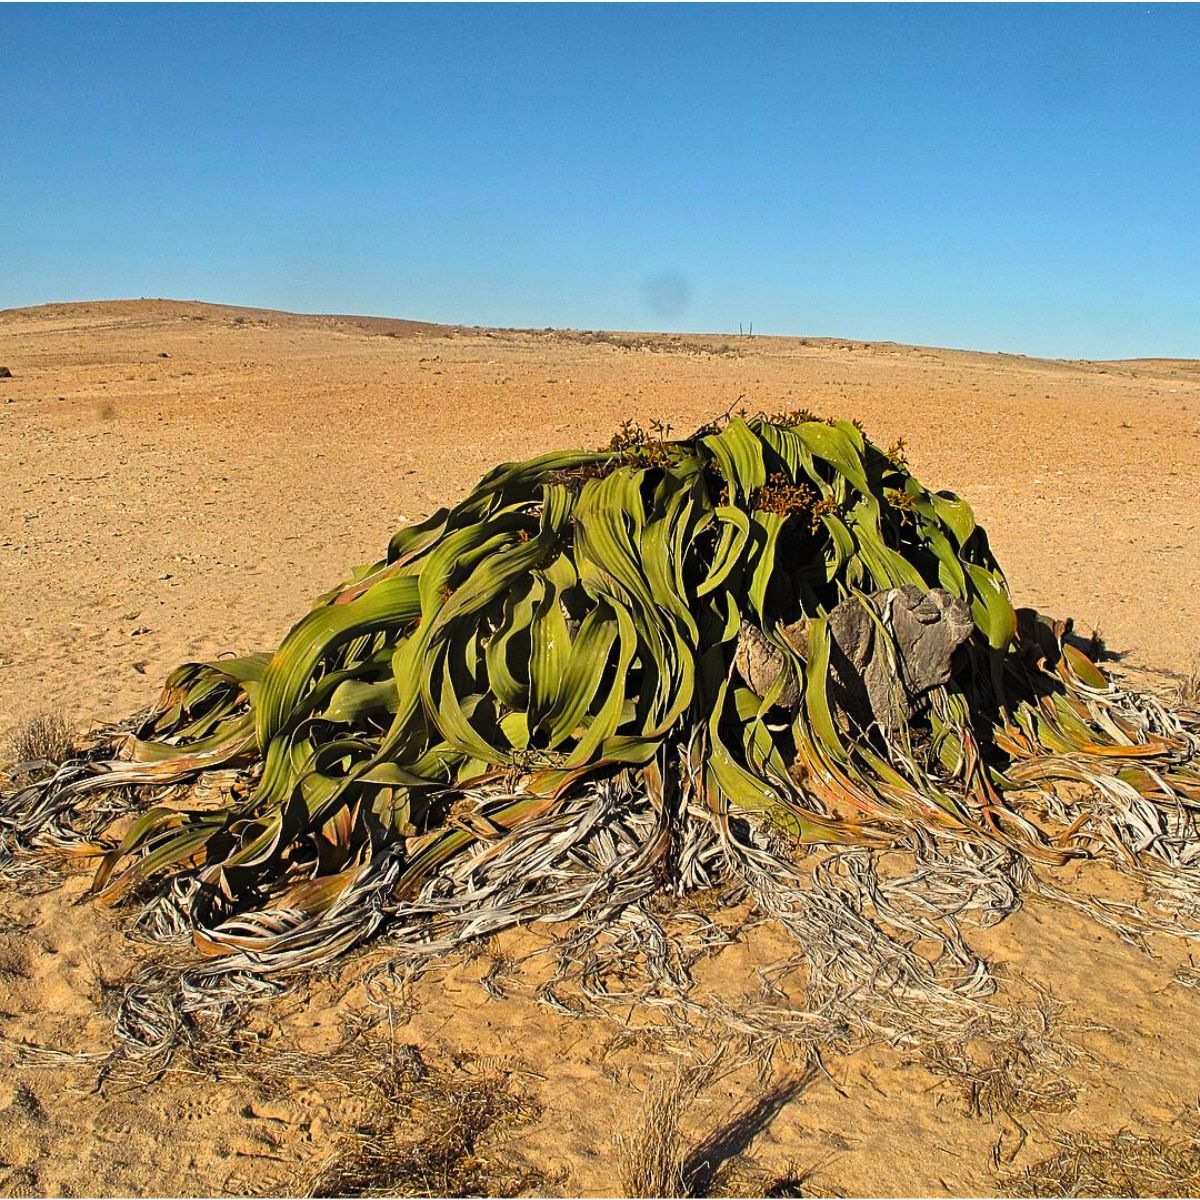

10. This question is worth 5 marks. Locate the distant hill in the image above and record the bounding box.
[0,298,455,341]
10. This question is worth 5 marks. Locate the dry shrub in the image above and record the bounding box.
[920,1033,1077,1122]
[0,851,63,897]
[759,1172,828,1199]
[7,712,75,768]
[1180,650,1200,710]
[82,1006,546,1198]
[917,993,1082,1122]
[307,1049,544,1198]
[1000,1129,1200,1198]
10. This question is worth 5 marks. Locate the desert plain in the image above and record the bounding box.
[1,299,1199,1197]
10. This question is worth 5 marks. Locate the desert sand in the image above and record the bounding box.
[1,299,1199,1197]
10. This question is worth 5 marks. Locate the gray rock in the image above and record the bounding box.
[827,585,973,732]
[733,588,972,730]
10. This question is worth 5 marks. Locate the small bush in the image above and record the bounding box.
[1179,651,1200,709]
[307,1051,544,1198]
[8,712,75,767]
[1000,1129,1200,1197]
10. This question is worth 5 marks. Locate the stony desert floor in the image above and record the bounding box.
[1,299,1199,1197]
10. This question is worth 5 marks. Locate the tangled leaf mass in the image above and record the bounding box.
[3,412,1199,1023]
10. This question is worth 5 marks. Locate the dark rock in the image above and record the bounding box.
[0,366,11,379]
[827,585,973,732]
[733,588,972,729]
[1015,606,1071,670]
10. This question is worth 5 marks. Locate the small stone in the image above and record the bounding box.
[735,622,801,709]
[0,366,11,379]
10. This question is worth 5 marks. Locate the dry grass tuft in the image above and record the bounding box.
[1000,1129,1200,1197]
[616,1066,701,1197]
[617,1048,811,1199]
[1179,650,1200,710]
[85,1003,546,1198]
[759,1172,827,1199]
[307,1048,544,1198]
[7,711,76,769]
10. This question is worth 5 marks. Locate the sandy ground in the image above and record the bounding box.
[1,300,1199,1197]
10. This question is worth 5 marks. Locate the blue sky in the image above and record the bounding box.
[3,3,1198,359]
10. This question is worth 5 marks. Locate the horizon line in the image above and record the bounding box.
[1,294,1194,368]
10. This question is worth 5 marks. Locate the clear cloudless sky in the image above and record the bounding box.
[3,3,1199,358]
